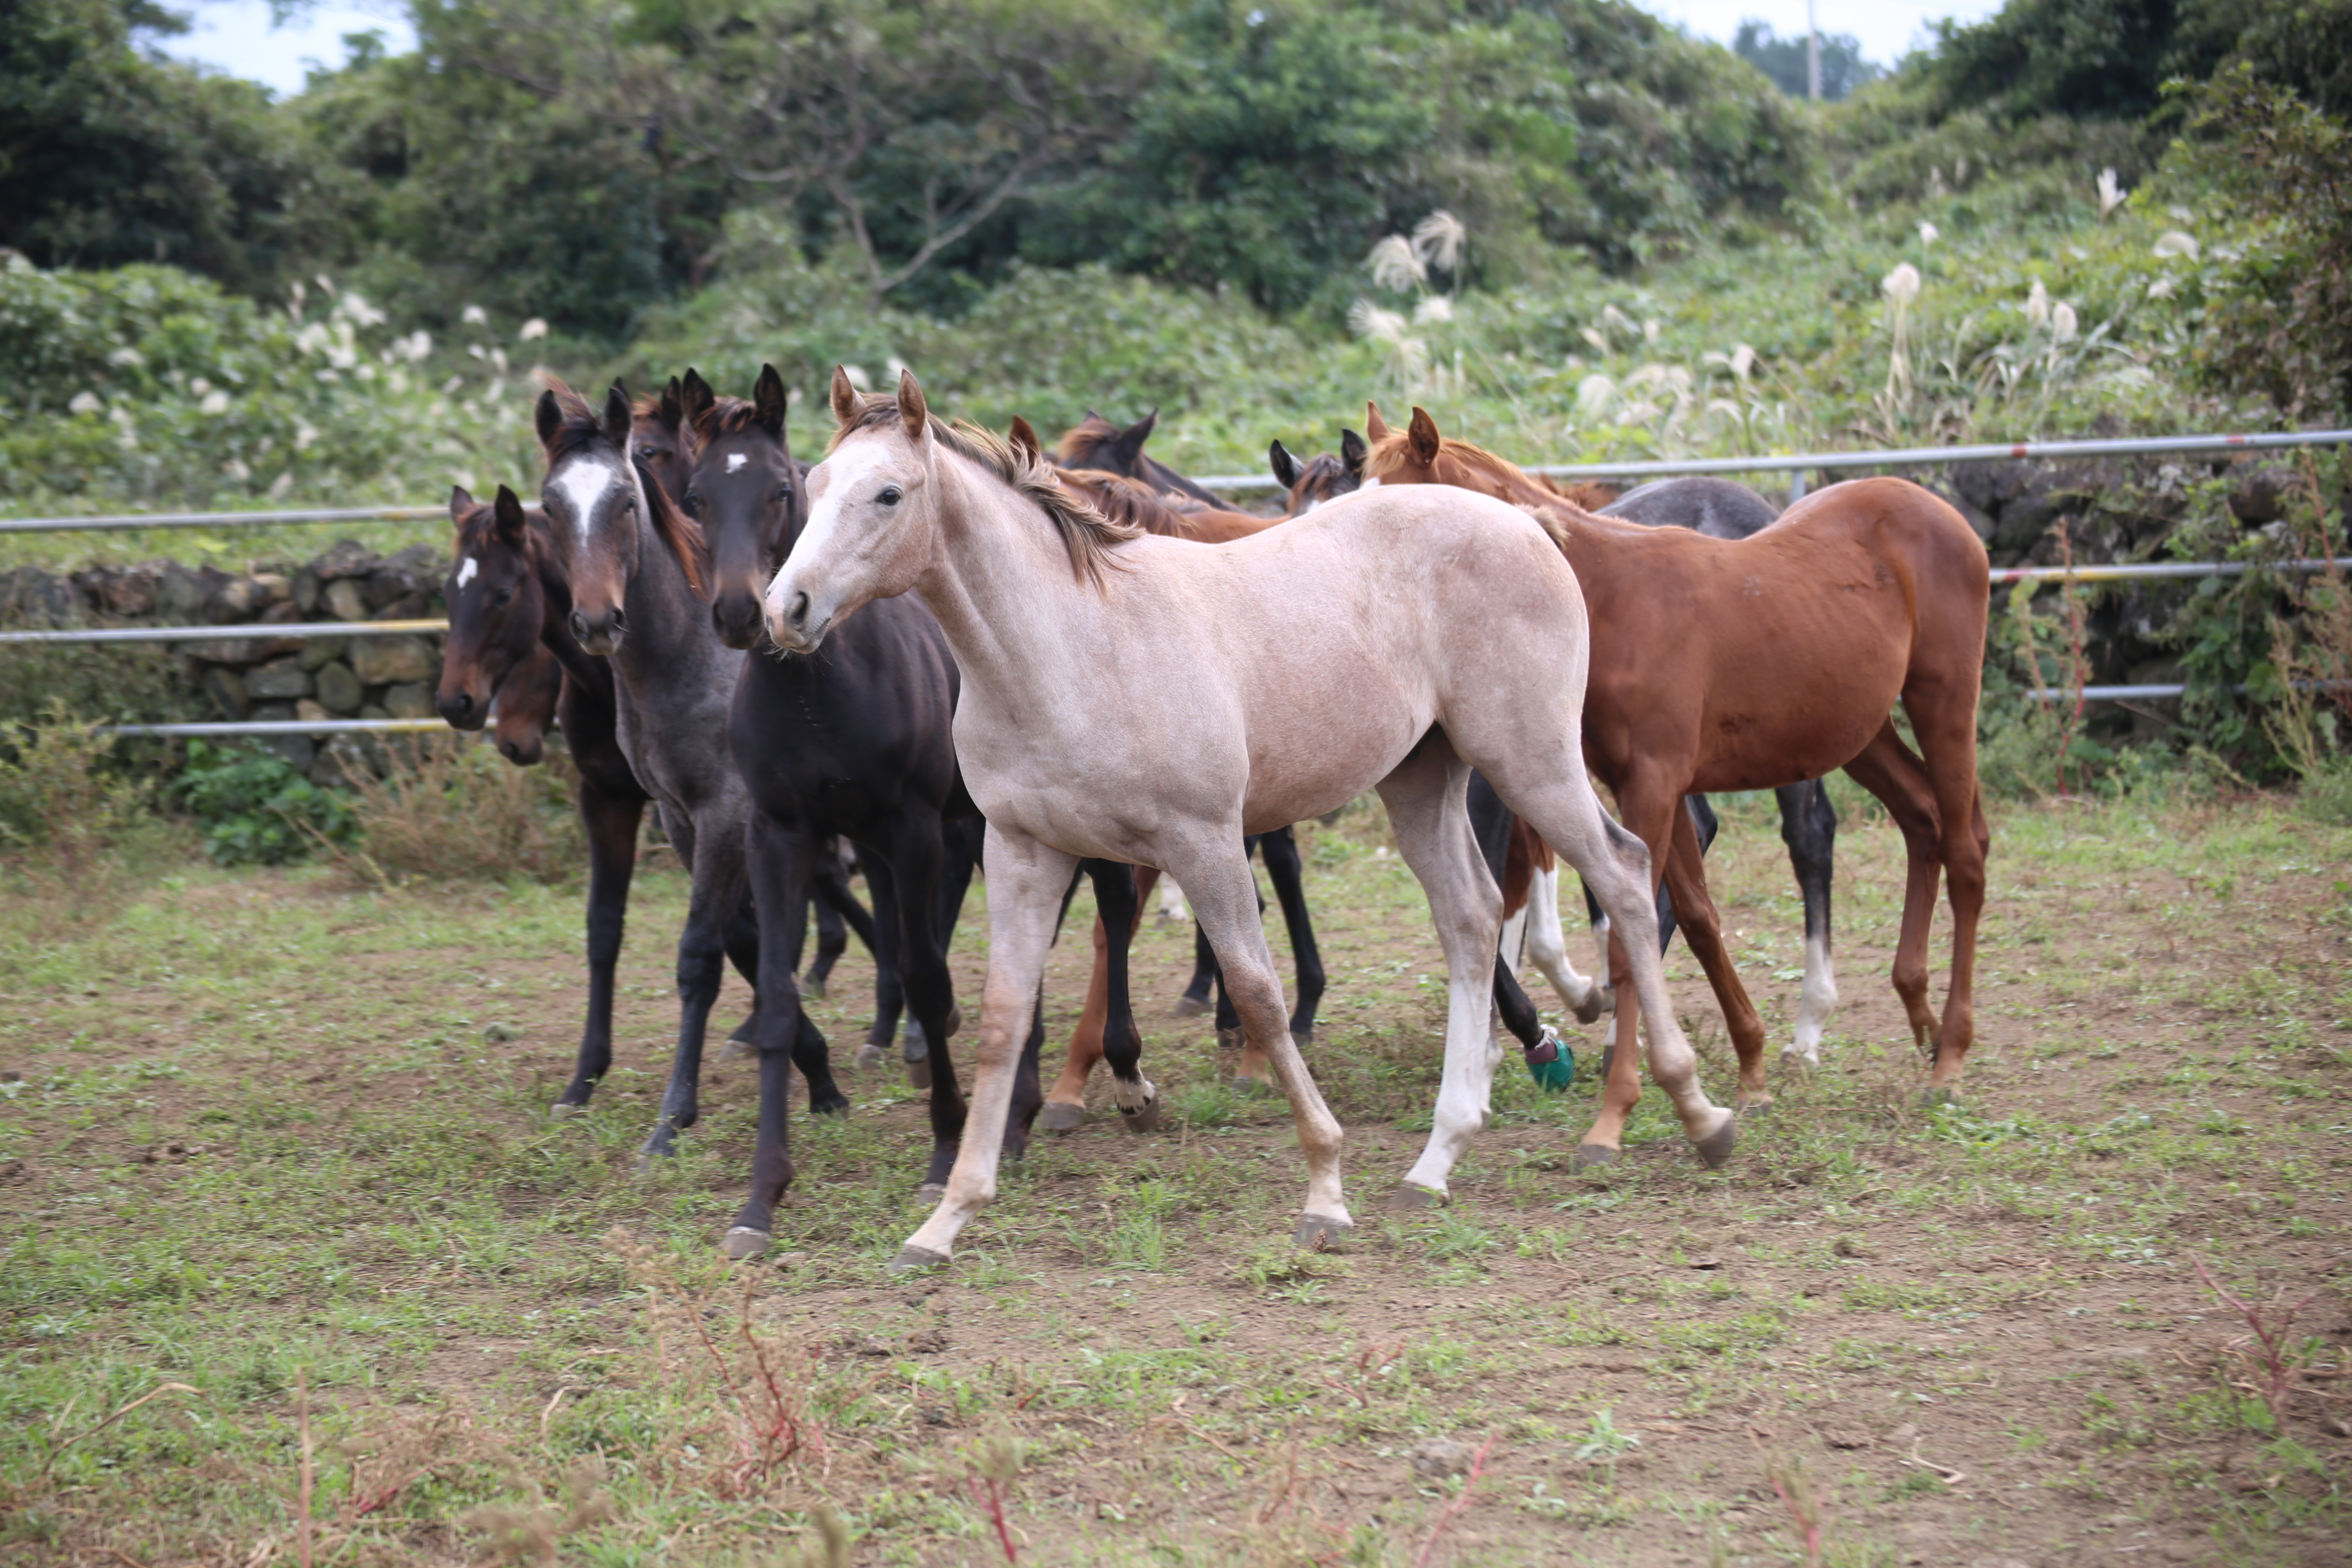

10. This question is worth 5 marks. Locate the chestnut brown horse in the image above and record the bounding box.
[1364,405,1991,1172]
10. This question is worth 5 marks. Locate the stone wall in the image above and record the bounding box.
[1,539,449,782]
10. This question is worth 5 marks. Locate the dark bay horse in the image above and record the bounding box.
[1055,410,1224,506]
[682,367,1152,1258]
[531,377,810,1160]
[1365,405,1991,1169]
[435,484,884,1080]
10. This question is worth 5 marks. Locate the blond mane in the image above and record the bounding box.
[833,395,1142,588]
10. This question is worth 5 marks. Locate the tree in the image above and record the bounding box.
[0,0,301,291]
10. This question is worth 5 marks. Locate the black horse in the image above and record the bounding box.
[679,366,1152,1259]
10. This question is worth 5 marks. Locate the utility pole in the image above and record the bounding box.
[1807,0,1822,100]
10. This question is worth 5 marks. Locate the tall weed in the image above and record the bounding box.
[326,735,581,888]
[0,706,178,922]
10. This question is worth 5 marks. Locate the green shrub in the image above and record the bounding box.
[173,740,355,866]
[0,706,175,919]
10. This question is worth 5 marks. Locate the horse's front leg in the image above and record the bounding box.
[1172,833,1350,1246]
[555,776,641,1114]
[1042,866,1159,1131]
[1087,860,1157,1132]
[1258,826,1325,1045]
[725,813,825,1259]
[641,812,740,1163]
[895,827,1077,1272]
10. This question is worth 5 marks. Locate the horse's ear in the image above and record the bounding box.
[1363,401,1390,442]
[659,376,685,436]
[449,484,475,522]
[1111,408,1158,470]
[830,365,861,430]
[1339,428,1368,479]
[1009,415,1042,463]
[1407,407,1442,466]
[493,485,530,546]
[895,367,928,442]
[680,367,715,437]
[1268,439,1301,489]
[638,457,711,601]
[601,383,633,447]
[535,389,563,450]
[754,363,788,441]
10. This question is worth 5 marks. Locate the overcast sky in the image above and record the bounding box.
[157,0,2004,98]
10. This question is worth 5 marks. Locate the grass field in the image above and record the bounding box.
[2,782,2349,1566]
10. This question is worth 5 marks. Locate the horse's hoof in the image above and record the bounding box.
[723,1037,756,1061]
[915,1182,947,1204]
[1692,1113,1738,1169]
[891,1245,950,1274]
[799,975,826,1001]
[942,1003,964,1038]
[906,1059,933,1091]
[1735,1096,1773,1117]
[1575,1143,1620,1168]
[1920,1086,1959,1109]
[1779,1049,1819,1076]
[1172,996,1212,1019]
[1293,1213,1352,1250]
[1388,1183,1442,1212]
[722,1226,771,1261]
[550,1100,583,1120]
[1216,1027,1246,1053]
[1039,1101,1087,1133]
[811,1094,851,1118]
[1231,1074,1274,1096]
[1118,1098,1162,1135]
[856,1043,887,1071]
[1293,1025,1314,1048]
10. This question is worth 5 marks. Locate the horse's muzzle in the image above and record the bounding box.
[570,606,627,655]
[710,590,765,652]
[435,687,488,731]
[765,588,822,652]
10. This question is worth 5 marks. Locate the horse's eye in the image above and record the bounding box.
[775,483,793,502]
[491,587,515,607]
[878,486,902,506]
[683,489,701,517]
[621,494,638,514]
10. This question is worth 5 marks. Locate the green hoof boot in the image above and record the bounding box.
[1523,1025,1575,1093]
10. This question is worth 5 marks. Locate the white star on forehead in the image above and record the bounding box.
[456,557,479,588]
[726,454,748,473]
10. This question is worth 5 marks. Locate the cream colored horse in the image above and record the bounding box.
[763,368,1735,1269]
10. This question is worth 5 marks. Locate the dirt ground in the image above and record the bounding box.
[2,783,2348,1566]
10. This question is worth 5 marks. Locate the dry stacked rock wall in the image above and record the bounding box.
[1,539,449,780]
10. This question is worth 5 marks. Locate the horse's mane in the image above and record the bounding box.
[1056,468,1215,540]
[1362,427,1613,552]
[1559,480,1620,510]
[1054,414,1123,469]
[537,377,614,466]
[834,394,1143,588]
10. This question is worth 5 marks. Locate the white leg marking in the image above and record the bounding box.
[1786,931,1838,1067]
[1524,865,1607,1016]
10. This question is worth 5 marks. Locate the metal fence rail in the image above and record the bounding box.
[97,718,450,737]
[0,617,448,646]
[1192,427,2352,496]
[0,505,444,535]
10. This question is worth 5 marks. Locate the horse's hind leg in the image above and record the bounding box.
[869,819,971,1197]
[1087,861,1158,1132]
[1258,826,1325,1045]
[1523,864,1609,1022]
[1840,723,1949,1061]
[1778,780,1840,1069]
[1174,920,1217,1018]
[1907,681,1989,1090]
[1382,746,1510,1207]
[897,827,1077,1270]
[1166,834,1350,1245]
[1506,770,1733,1167]
[1043,866,1158,1131]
